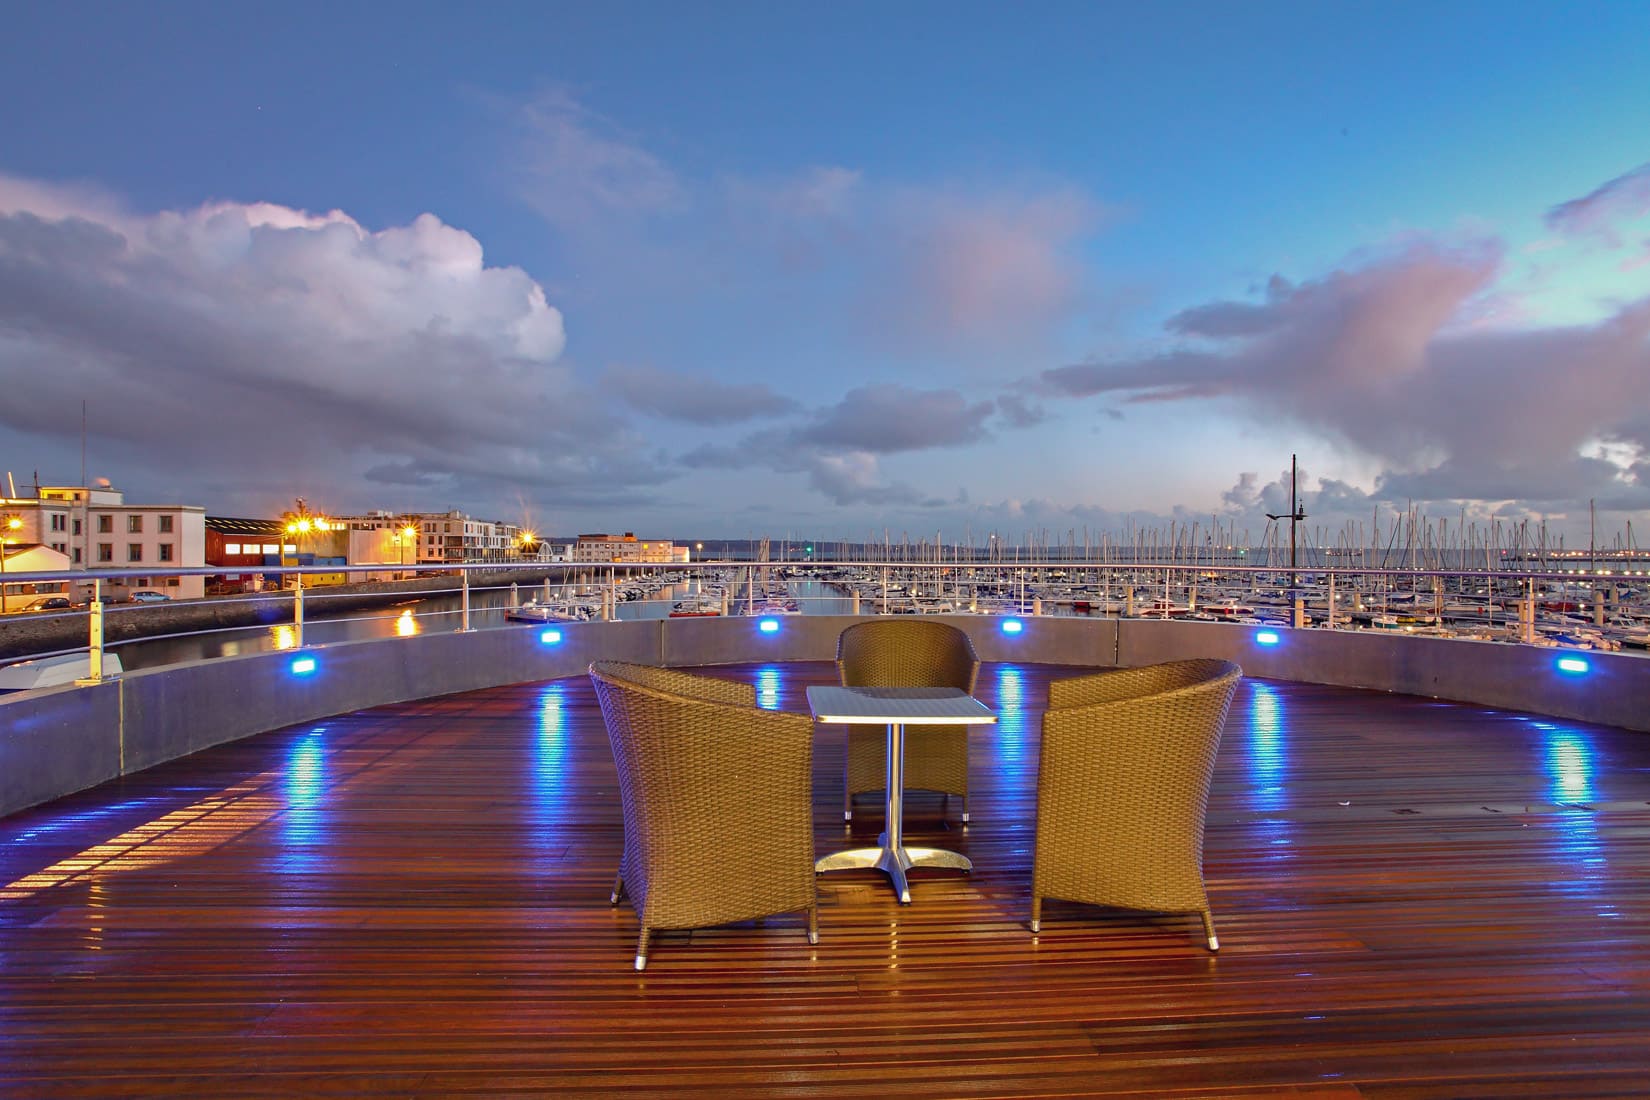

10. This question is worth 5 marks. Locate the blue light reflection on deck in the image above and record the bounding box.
[531,682,570,836]
[757,617,781,634]
[290,655,317,675]
[280,727,329,870]
[8,798,159,843]
[1539,726,1608,906]
[755,664,783,710]
[1244,681,1293,856]
[988,664,1030,768]
[1001,618,1024,634]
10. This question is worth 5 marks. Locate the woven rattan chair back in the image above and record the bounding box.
[589,661,818,969]
[835,619,980,824]
[1031,659,1241,951]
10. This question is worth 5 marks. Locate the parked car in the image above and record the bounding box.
[128,590,172,603]
[20,596,73,612]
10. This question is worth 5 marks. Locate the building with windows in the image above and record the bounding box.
[2,480,206,600]
[572,533,690,564]
[342,510,547,565]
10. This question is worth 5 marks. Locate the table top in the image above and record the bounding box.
[805,685,998,726]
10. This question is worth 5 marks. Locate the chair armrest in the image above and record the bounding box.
[591,660,757,708]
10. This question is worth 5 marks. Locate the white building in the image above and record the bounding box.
[572,533,690,564]
[340,510,549,565]
[2,480,207,600]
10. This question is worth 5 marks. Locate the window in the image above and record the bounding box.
[128,544,143,562]
[128,515,144,533]
[73,518,82,536]
[262,543,279,554]
[73,548,82,564]
[158,543,174,562]
[51,514,66,531]
[97,515,112,533]
[52,542,66,553]
[225,543,242,555]
[158,515,174,533]
[97,543,113,562]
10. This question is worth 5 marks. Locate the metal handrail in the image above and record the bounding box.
[4,559,1647,682]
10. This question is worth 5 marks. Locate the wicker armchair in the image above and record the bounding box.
[589,661,818,970]
[836,619,979,824]
[1031,658,1242,951]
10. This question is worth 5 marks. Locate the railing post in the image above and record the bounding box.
[294,572,305,647]
[76,578,109,685]
[1326,574,1337,630]
[510,582,519,609]
[459,569,473,632]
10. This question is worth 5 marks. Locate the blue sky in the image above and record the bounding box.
[2,2,1648,545]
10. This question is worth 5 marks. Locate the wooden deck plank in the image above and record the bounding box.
[2,661,1649,1096]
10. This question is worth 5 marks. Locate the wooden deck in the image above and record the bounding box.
[3,661,1649,1097]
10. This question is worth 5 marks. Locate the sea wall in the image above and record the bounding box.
[3,615,1645,818]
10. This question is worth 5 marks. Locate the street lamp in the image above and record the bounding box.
[280,501,334,588]
[0,515,21,615]
[399,524,418,573]
[519,529,539,561]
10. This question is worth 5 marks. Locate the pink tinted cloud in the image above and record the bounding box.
[1545,161,1650,246]
[878,187,1101,356]
[1044,239,1650,505]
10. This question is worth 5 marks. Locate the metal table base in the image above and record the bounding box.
[814,718,972,903]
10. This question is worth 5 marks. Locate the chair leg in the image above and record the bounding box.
[1201,910,1220,953]
[1030,896,1041,933]
[610,871,624,906]
[843,786,853,823]
[808,905,819,946]
[634,926,652,971]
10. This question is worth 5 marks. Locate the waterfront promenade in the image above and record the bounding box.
[3,660,1648,1096]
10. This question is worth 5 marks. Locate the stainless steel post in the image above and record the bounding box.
[294,572,305,648]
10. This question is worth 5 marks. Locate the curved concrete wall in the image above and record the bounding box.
[3,615,1645,818]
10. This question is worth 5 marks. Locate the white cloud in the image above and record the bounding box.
[0,175,679,517]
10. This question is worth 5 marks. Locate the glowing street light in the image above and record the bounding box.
[518,529,539,561]
[0,515,22,615]
[280,501,334,588]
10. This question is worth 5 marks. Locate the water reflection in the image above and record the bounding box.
[110,575,857,672]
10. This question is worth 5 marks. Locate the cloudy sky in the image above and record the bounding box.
[2,2,1648,545]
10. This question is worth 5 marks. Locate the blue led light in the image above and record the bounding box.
[1255,630,1281,646]
[290,656,317,675]
[757,617,781,634]
[1001,618,1024,634]
[540,629,563,645]
[1557,656,1589,674]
